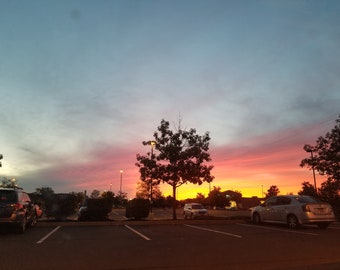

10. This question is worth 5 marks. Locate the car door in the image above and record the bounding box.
[260,197,278,222]
[274,197,292,223]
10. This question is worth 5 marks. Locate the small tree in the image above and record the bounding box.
[136,119,214,219]
[265,185,280,198]
[207,186,228,209]
[298,181,318,197]
[1,177,19,188]
[136,180,163,201]
[300,116,340,198]
[90,190,100,198]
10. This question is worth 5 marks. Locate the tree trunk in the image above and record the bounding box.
[172,185,177,220]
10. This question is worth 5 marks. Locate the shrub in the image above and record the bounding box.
[81,198,113,221]
[125,198,150,220]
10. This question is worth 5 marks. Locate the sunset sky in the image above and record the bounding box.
[1,1,339,199]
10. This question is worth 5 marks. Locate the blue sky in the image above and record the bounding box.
[1,0,339,198]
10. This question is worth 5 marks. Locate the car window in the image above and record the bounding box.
[276,197,291,205]
[294,196,318,204]
[0,190,17,203]
[264,197,277,206]
[192,204,204,209]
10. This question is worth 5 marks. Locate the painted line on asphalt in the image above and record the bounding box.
[36,226,61,244]
[125,225,151,241]
[185,224,242,238]
[238,223,319,236]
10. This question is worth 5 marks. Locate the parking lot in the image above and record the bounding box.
[1,215,340,270]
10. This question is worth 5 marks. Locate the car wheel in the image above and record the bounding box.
[287,215,300,229]
[191,213,195,220]
[253,213,261,224]
[317,223,330,229]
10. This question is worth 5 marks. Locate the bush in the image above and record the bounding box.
[125,198,150,220]
[80,198,113,221]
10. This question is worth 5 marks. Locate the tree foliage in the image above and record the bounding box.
[298,181,317,197]
[135,180,162,200]
[207,186,228,208]
[136,119,214,219]
[265,185,280,198]
[300,116,340,196]
[1,177,19,188]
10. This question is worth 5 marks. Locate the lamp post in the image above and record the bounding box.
[304,145,317,193]
[119,170,123,194]
[150,141,156,213]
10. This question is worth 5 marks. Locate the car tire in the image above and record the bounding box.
[287,215,300,229]
[253,213,261,224]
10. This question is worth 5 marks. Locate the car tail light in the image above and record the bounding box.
[302,204,311,212]
[12,203,24,211]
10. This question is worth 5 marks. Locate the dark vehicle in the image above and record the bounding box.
[251,195,336,229]
[0,188,39,233]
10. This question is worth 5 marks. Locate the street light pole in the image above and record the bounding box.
[310,150,317,193]
[150,141,156,213]
[304,145,317,194]
[119,170,123,194]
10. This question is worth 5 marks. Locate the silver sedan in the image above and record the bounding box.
[251,195,336,229]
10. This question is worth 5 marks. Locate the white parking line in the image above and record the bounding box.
[185,224,242,238]
[238,223,319,236]
[36,226,61,244]
[124,225,151,241]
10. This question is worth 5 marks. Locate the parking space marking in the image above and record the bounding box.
[36,226,61,244]
[238,223,319,236]
[185,224,242,238]
[124,225,151,241]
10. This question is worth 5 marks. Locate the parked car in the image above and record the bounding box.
[0,187,39,233]
[251,195,336,229]
[183,203,208,219]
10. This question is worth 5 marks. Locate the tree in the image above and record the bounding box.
[1,177,19,188]
[136,119,214,219]
[298,181,318,197]
[300,116,340,198]
[207,186,228,209]
[135,180,163,201]
[265,185,280,198]
[91,190,100,198]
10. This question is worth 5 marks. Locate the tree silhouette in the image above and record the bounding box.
[265,185,280,198]
[300,116,340,200]
[298,181,317,197]
[136,119,214,219]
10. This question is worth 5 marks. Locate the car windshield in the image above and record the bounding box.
[0,190,17,203]
[192,205,204,209]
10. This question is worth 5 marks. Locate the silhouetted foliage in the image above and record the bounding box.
[136,119,214,219]
[208,186,229,209]
[265,185,280,198]
[0,177,20,188]
[298,181,318,197]
[83,198,113,220]
[126,198,150,220]
[300,116,340,197]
